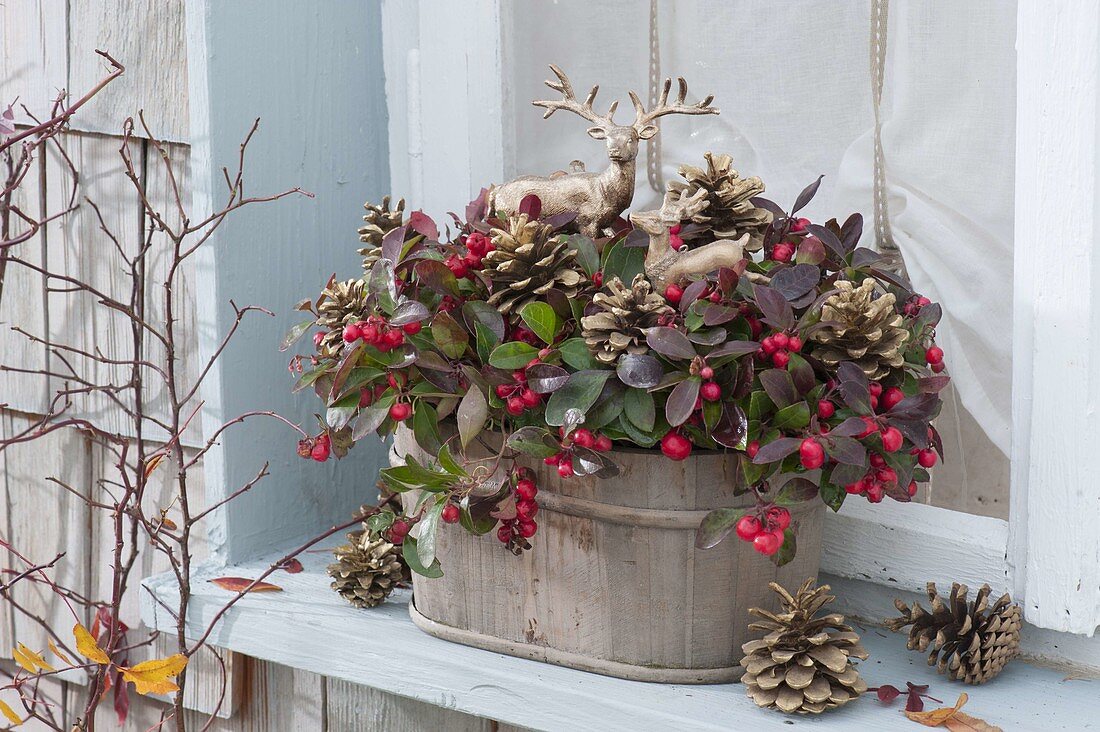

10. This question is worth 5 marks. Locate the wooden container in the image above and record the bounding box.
[393,427,824,684]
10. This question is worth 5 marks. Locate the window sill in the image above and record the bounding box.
[141,542,1089,730]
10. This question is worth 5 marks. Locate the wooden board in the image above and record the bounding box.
[0,0,67,126]
[67,0,190,142]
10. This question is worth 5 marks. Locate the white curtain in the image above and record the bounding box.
[508,0,1014,461]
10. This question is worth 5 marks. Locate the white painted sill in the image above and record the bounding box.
[141,536,1089,731]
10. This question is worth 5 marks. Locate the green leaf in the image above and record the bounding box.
[520,301,560,345]
[366,511,395,535]
[430,311,469,359]
[488,341,540,370]
[771,525,797,566]
[566,234,600,276]
[623,388,655,432]
[402,536,444,578]
[559,338,599,370]
[602,240,646,284]
[695,508,745,549]
[772,401,811,431]
[280,319,314,352]
[474,322,501,363]
[411,403,442,455]
[292,365,329,393]
[776,478,820,505]
[819,481,846,512]
[544,370,612,426]
[748,390,775,420]
[417,498,446,568]
[456,386,488,448]
[436,444,466,476]
[325,391,361,431]
[507,426,560,458]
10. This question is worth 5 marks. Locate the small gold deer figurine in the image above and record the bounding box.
[631,188,749,292]
[490,65,718,241]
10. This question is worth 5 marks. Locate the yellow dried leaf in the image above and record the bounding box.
[13,643,54,673]
[143,453,166,480]
[48,639,74,666]
[945,712,1002,732]
[73,623,111,665]
[0,698,21,726]
[120,654,188,696]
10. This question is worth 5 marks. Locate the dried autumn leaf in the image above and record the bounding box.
[48,638,74,665]
[209,577,283,593]
[119,654,188,696]
[905,693,999,731]
[13,643,54,673]
[0,698,21,726]
[143,453,166,480]
[278,558,304,574]
[74,622,111,665]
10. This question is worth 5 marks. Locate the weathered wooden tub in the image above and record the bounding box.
[393,427,824,683]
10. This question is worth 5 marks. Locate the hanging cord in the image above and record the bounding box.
[646,0,664,193]
[870,0,905,271]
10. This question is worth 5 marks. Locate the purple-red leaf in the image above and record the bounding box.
[712,405,748,448]
[759,369,798,409]
[665,377,701,427]
[519,194,542,219]
[526,363,570,394]
[752,284,795,330]
[791,175,823,214]
[918,375,951,393]
[840,213,863,251]
[645,327,697,360]
[407,210,439,240]
[616,354,663,389]
[381,224,408,265]
[708,340,760,359]
[770,264,820,301]
[752,437,803,464]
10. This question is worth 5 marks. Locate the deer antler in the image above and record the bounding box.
[630,77,718,131]
[533,64,620,128]
[659,188,709,225]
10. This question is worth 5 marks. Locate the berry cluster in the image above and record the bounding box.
[903,294,933,317]
[544,428,613,477]
[384,516,413,544]
[445,231,495,279]
[497,468,540,553]
[758,331,803,369]
[734,505,792,556]
[770,241,795,263]
[495,355,551,416]
[342,314,419,352]
[297,432,332,462]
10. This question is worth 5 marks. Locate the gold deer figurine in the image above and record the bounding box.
[631,188,749,292]
[489,65,718,241]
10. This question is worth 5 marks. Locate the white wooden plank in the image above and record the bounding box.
[0,658,69,730]
[184,659,324,732]
[1011,0,1100,634]
[326,677,494,732]
[0,412,91,668]
[142,546,1098,732]
[67,0,190,142]
[0,0,67,126]
[823,496,1010,598]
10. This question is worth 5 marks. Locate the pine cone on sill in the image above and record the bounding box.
[886,582,1021,684]
[482,213,586,315]
[666,152,772,251]
[580,274,673,365]
[808,278,910,380]
[740,579,868,714]
[328,531,406,609]
[315,278,369,356]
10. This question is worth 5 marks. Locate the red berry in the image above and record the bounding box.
[446,255,468,279]
[518,520,538,538]
[881,387,904,411]
[870,453,886,468]
[700,366,714,380]
[660,432,693,461]
[869,382,883,397]
[402,321,422,335]
[877,467,898,485]
[767,506,792,530]
[516,479,538,501]
[858,416,879,438]
[592,270,604,287]
[391,519,410,540]
[753,530,783,555]
[735,515,763,541]
[708,291,722,303]
[557,459,574,478]
[925,346,944,365]
[442,504,460,524]
[516,500,538,520]
[520,389,541,408]
[360,323,380,343]
[931,361,946,373]
[312,331,325,349]
[881,426,903,452]
[761,335,778,355]
[506,397,525,416]
[799,438,825,470]
[497,525,513,543]
[544,453,562,465]
[790,217,810,232]
[869,395,879,410]
[700,382,722,402]
[845,482,864,494]
[866,483,885,503]
[572,428,595,448]
[593,434,613,452]
[772,243,793,262]
[495,384,514,398]
[787,336,803,352]
[386,329,405,347]
[907,480,919,497]
[917,296,931,307]
[342,323,361,343]
[310,441,331,462]
[389,402,411,421]
[746,440,760,458]
[918,449,938,468]
[772,332,790,350]
[359,389,374,408]
[664,284,684,305]
[772,351,791,368]
[817,401,835,419]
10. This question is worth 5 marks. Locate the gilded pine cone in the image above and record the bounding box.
[581,274,673,364]
[328,532,406,609]
[667,152,772,251]
[316,278,369,355]
[483,214,585,315]
[809,278,910,379]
